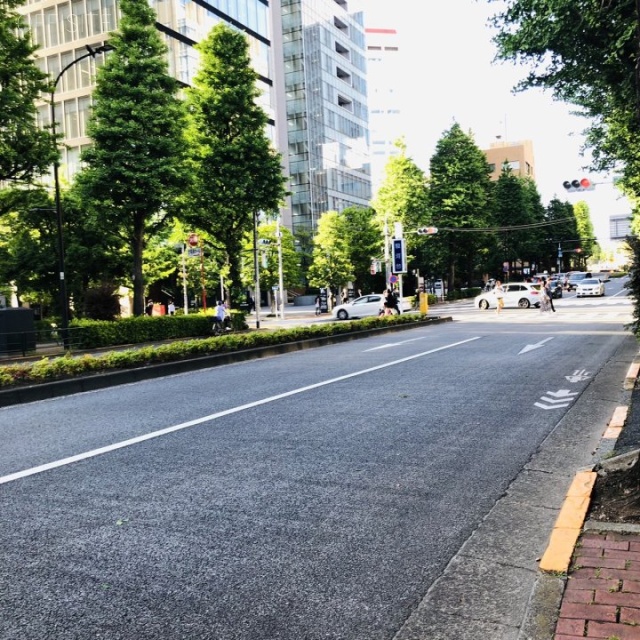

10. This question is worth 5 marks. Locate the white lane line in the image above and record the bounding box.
[0,337,481,486]
[364,337,426,351]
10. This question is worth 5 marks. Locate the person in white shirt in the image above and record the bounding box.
[494,281,505,314]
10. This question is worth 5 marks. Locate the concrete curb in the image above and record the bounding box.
[539,359,640,574]
[524,355,640,638]
[0,316,452,407]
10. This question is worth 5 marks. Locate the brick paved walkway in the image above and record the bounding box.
[555,529,640,639]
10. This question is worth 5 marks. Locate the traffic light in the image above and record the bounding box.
[562,178,595,192]
[416,226,438,235]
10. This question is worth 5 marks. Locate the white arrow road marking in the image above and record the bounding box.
[545,390,580,398]
[519,337,554,355]
[565,369,591,382]
[365,337,426,351]
[535,389,579,410]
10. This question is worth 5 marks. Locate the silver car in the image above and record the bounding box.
[576,278,605,297]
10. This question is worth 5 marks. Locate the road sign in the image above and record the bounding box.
[392,238,406,273]
[389,275,398,284]
[187,247,201,257]
[188,233,199,247]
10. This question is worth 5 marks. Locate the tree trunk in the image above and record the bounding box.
[132,221,146,316]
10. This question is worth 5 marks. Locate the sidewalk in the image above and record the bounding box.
[547,362,640,639]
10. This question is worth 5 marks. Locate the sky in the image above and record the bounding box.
[361,0,630,246]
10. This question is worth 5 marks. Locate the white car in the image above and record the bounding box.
[332,294,410,320]
[576,278,605,297]
[474,282,542,310]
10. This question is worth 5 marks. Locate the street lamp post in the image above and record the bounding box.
[50,44,113,348]
[252,210,261,329]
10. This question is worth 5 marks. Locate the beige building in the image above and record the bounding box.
[483,140,535,182]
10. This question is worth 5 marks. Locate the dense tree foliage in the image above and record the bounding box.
[0,0,55,183]
[307,211,354,295]
[427,123,494,289]
[73,0,187,315]
[338,206,382,294]
[182,23,287,307]
[241,221,301,300]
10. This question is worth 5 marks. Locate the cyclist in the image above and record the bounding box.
[212,300,229,335]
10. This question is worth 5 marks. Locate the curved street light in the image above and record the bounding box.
[50,43,114,348]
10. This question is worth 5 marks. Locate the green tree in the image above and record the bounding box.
[307,211,353,295]
[182,23,287,307]
[0,187,129,317]
[490,1,639,184]
[372,142,431,290]
[74,0,187,316]
[544,198,579,272]
[491,167,546,278]
[241,221,301,300]
[573,201,598,269]
[339,206,382,294]
[427,123,494,289]
[0,0,55,183]
[373,140,430,232]
[520,177,548,272]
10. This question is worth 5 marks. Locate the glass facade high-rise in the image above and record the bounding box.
[18,0,285,190]
[281,0,371,235]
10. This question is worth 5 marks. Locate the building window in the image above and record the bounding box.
[335,41,349,58]
[336,66,351,84]
[337,95,353,111]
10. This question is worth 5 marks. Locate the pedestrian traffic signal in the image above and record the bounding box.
[562,178,595,192]
[416,226,438,235]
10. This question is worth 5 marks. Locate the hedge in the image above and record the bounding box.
[0,313,429,388]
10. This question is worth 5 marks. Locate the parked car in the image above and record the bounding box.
[567,272,592,291]
[575,278,605,297]
[332,294,410,320]
[474,282,542,310]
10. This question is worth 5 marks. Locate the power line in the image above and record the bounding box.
[435,217,575,233]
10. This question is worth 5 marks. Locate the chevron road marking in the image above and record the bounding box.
[535,389,579,410]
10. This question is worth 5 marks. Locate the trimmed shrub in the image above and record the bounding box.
[0,313,431,388]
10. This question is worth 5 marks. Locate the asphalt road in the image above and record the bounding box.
[0,277,636,639]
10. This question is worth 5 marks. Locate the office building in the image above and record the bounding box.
[365,26,402,196]
[280,0,372,234]
[484,140,535,182]
[18,0,290,224]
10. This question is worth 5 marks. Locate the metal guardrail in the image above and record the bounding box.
[0,327,85,361]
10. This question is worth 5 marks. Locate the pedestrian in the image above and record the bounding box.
[494,281,505,314]
[246,291,255,313]
[145,299,154,316]
[314,294,321,316]
[383,289,396,316]
[341,289,348,305]
[542,278,556,312]
[167,299,176,315]
[539,280,552,313]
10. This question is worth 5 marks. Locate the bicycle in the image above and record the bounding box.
[211,316,232,336]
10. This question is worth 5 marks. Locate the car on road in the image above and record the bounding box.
[531,275,563,298]
[332,294,410,320]
[576,278,605,297]
[567,272,592,291]
[474,282,542,310]
[546,277,564,299]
